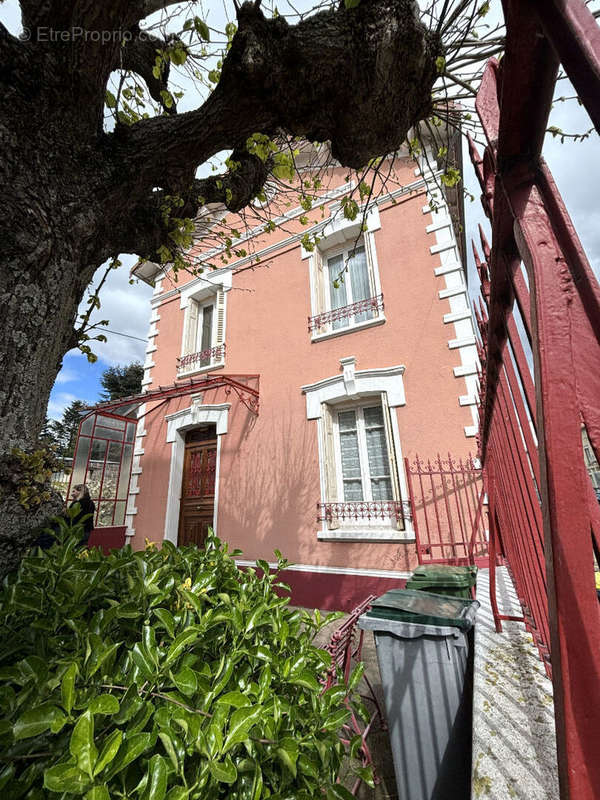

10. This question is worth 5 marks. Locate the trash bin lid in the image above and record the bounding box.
[366,588,479,630]
[409,564,478,588]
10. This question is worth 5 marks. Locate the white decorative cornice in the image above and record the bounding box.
[151,173,436,306]
[165,401,230,442]
[301,363,406,419]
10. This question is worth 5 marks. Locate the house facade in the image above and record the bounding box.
[76,149,480,609]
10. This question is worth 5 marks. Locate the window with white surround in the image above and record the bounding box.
[301,358,412,540]
[335,403,393,501]
[320,394,406,534]
[305,205,384,339]
[178,289,226,376]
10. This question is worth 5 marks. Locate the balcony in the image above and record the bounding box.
[176,343,225,376]
[317,500,410,523]
[308,294,384,334]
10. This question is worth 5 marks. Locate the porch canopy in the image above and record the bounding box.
[70,374,259,528]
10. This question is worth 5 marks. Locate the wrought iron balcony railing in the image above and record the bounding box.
[308,294,384,333]
[317,500,411,522]
[177,343,225,373]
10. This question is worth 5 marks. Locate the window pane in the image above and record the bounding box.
[364,406,392,501]
[96,502,112,527]
[366,427,390,475]
[340,432,361,479]
[93,426,126,441]
[338,409,357,432]
[103,443,122,500]
[364,406,384,427]
[348,246,373,323]
[338,408,363,501]
[328,254,348,330]
[97,415,126,430]
[90,439,107,462]
[199,304,214,364]
[343,480,363,501]
[112,501,126,526]
[371,477,393,501]
[117,444,134,501]
[80,416,94,435]
[71,436,91,488]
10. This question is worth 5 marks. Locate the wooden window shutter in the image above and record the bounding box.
[313,249,327,334]
[214,289,226,355]
[381,392,405,530]
[321,403,340,529]
[183,299,199,356]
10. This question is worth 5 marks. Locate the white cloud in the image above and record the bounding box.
[74,255,154,367]
[54,368,79,385]
[47,392,80,421]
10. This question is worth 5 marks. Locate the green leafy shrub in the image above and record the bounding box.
[0,526,366,799]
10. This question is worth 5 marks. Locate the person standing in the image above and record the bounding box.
[69,484,95,545]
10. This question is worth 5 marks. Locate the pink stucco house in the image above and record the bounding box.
[75,146,480,609]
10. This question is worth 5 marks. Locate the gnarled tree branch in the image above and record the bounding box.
[118,28,176,112]
[112,0,441,185]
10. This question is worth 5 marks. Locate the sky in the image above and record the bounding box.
[2,0,599,420]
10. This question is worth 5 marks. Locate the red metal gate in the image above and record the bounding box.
[470,2,600,796]
[405,453,488,565]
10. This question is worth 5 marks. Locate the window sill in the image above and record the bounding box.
[176,362,225,379]
[317,528,415,543]
[311,315,385,343]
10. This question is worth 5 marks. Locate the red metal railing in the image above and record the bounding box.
[308,294,384,332]
[317,499,409,523]
[177,343,225,372]
[471,3,600,795]
[321,595,385,796]
[405,454,487,565]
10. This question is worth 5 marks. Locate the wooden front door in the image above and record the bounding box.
[178,427,217,548]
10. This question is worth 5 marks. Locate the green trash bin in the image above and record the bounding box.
[405,563,478,598]
[359,589,479,800]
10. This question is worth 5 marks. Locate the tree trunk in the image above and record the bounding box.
[0,243,88,576]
